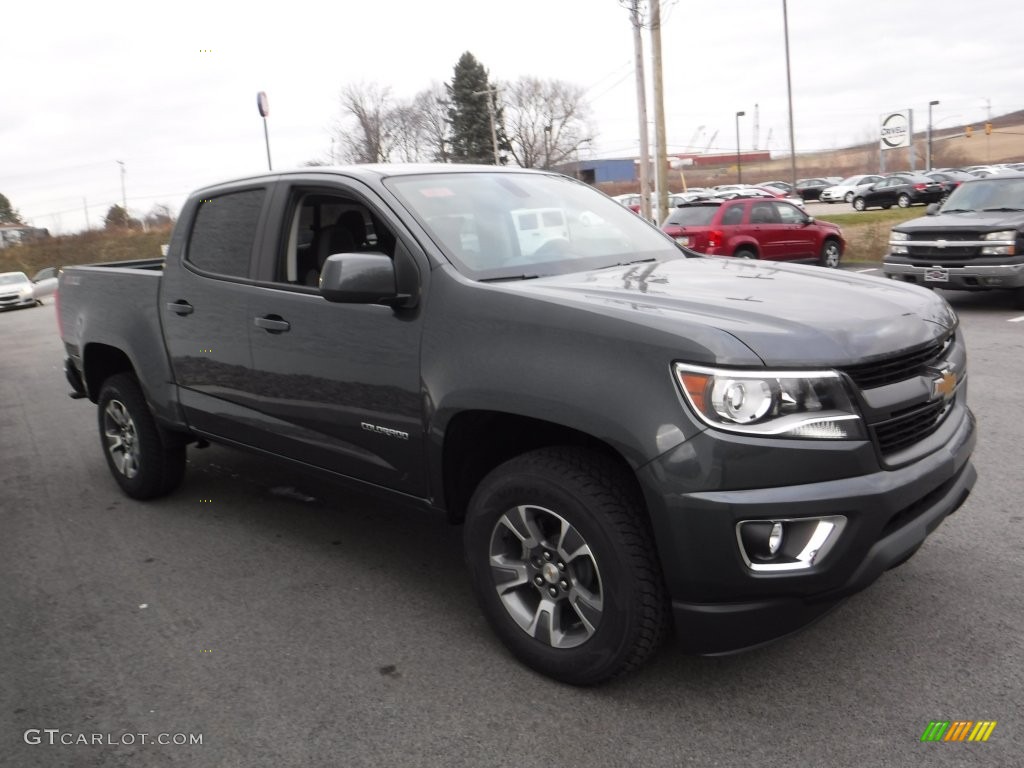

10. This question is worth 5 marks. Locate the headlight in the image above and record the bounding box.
[889,230,909,254]
[981,230,1016,256]
[673,363,865,439]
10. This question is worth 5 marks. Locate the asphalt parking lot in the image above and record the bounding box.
[2,290,1022,767]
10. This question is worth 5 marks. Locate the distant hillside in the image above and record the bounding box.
[0,226,172,275]
[604,110,1024,193]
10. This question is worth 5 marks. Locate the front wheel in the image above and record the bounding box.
[820,239,842,268]
[464,447,667,685]
[844,191,855,203]
[734,248,758,260]
[897,193,911,208]
[97,373,186,499]
[852,197,866,211]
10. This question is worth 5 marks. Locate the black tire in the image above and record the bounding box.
[852,197,866,211]
[97,373,186,499]
[820,239,842,268]
[734,248,758,260]
[897,193,911,208]
[464,447,668,685]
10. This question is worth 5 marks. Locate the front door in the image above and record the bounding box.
[243,181,429,496]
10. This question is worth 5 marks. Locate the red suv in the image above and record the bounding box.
[662,199,845,267]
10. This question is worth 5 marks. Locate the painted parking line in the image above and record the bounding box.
[1008,316,1024,323]
[856,268,878,273]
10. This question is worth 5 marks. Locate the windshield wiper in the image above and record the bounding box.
[980,207,1024,212]
[478,274,541,283]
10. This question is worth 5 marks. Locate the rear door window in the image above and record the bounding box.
[721,205,744,225]
[186,189,266,278]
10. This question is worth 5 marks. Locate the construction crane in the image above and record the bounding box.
[703,129,719,154]
[686,125,705,152]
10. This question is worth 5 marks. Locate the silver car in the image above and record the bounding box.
[30,267,58,303]
[0,271,40,310]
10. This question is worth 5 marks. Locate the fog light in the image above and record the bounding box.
[768,522,783,555]
[736,516,847,573]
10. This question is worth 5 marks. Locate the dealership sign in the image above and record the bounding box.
[880,110,912,150]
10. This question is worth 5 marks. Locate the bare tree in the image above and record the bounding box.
[412,83,451,162]
[502,77,595,170]
[335,82,395,163]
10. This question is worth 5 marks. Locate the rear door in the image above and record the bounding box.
[747,200,785,258]
[162,182,273,443]
[243,177,430,496]
[772,200,816,260]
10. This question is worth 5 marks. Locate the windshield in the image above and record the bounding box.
[0,272,29,286]
[837,176,862,186]
[942,178,1024,212]
[385,172,680,280]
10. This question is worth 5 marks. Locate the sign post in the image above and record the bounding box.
[879,109,914,172]
[257,91,272,171]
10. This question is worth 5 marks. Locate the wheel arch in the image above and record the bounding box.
[439,409,642,525]
[82,343,136,403]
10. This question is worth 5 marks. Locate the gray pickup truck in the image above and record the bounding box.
[884,172,1024,304]
[58,165,976,684]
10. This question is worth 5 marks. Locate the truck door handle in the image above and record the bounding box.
[167,300,194,315]
[254,315,290,333]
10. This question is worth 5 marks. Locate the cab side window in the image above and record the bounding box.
[277,192,397,287]
[187,189,265,278]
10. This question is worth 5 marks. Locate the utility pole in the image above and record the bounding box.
[83,198,90,231]
[626,1,652,222]
[650,0,668,223]
[782,0,797,191]
[116,160,127,215]
[472,88,501,164]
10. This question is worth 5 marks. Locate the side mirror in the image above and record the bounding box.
[804,216,815,225]
[926,203,939,215]
[319,252,402,305]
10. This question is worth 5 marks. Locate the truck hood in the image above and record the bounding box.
[895,210,1024,232]
[505,257,955,366]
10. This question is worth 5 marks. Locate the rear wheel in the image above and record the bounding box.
[852,197,866,211]
[97,373,186,499]
[734,248,758,260]
[463,447,667,685]
[897,193,911,208]
[820,239,842,268]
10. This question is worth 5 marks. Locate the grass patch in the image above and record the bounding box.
[815,207,925,263]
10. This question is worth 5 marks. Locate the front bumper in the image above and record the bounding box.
[636,401,976,654]
[884,261,1024,290]
[0,294,36,310]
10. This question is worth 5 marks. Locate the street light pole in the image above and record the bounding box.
[735,111,746,183]
[927,99,940,171]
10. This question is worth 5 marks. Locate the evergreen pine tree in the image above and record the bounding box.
[446,52,508,165]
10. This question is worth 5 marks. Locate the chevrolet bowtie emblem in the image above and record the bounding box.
[932,369,957,401]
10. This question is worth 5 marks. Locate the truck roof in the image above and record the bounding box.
[191,163,551,195]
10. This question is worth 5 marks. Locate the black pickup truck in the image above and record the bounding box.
[58,165,976,684]
[884,172,1024,304]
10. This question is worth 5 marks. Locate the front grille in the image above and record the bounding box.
[872,399,949,455]
[907,246,977,259]
[840,335,950,389]
[906,231,983,260]
[0,293,19,301]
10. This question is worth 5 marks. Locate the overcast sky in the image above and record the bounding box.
[2,0,1020,234]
